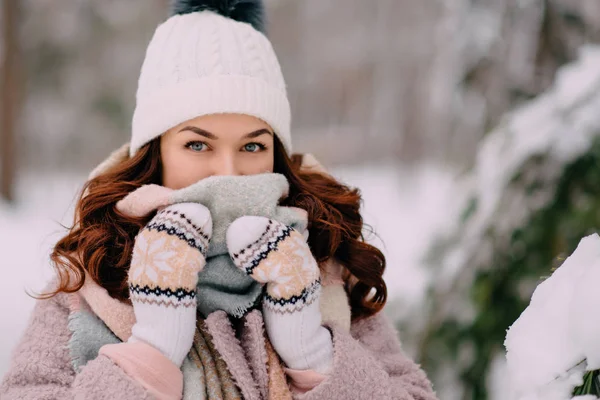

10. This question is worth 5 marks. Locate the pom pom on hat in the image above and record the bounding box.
[170,0,266,33]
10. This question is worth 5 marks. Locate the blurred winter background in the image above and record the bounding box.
[1,0,600,399]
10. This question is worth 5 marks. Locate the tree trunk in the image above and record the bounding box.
[1,0,20,203]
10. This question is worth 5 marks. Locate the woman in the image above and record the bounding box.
[0,1,437,399]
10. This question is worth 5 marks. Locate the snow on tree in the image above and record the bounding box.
[506,233,600,400]
[415,45,600,400]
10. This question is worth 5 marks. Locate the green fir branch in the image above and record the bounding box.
[573,370,600,396]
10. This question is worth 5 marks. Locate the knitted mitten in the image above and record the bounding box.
[128,203,212,367]
[226,216,333,373]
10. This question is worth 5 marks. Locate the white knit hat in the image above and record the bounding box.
[129,1,291,156]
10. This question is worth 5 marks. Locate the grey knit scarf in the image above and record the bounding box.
[168,173,308,318]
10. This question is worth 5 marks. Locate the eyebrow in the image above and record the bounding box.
[243,129,273,139]
[178,126,273,140]
[178,126,218,139]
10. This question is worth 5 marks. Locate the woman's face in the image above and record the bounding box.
[160,113,275,189]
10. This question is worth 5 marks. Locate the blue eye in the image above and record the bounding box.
[244,143,265,152]
[185,141,207,152]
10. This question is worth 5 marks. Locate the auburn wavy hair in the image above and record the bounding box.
[41,136,387,320]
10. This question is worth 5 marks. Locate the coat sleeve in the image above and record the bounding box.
[291,311,438,400]
[0,292,170,400]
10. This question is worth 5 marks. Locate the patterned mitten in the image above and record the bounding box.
[226,216,333,373]
[128,203,212,367]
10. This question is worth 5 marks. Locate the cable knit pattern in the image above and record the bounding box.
[130,11,291,156]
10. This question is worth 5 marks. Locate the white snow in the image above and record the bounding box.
[0,172,83,379]
[515,367,586,400]
[570,261,600,370]
[332,163,463,314]
[412,44,600,400]
[437,45,600,285]
[505,234,600,400]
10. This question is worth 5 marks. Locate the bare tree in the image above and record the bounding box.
[1,0,21,203]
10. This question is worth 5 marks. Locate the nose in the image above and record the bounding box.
[212,152,239,176]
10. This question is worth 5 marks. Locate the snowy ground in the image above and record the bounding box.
[0,173,83,378]
[0,163,461,379]
[331,163,465,316]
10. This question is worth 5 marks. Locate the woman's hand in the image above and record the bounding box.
[127,203,212,367]
[226,216,333,373]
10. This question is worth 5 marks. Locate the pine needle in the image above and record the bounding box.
[573,370,600,396]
